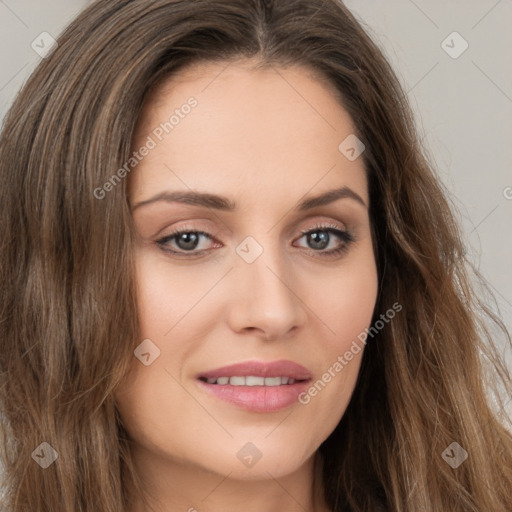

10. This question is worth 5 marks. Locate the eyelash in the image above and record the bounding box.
[155,222,355,259]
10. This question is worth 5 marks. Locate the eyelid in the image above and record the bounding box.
[298,220,346,235]
[156,217,347,243]
[155,218,354,258]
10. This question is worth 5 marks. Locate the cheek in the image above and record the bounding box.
[293,248,378,428]
[114,361,205,465]
[133,249,219,336]
[313,249,379,353]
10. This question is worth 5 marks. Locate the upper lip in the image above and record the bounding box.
[197,360,312,380]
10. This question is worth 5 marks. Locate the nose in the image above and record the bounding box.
[225,241,308,341]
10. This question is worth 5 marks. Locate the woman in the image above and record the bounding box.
[1,0,511,511]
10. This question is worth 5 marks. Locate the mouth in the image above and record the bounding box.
[198,375,307,386]
[195,360,312,412]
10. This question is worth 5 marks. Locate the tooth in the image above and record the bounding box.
[246,376,265,386]
[207,375,296,386]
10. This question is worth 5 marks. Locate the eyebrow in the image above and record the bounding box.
[131,185,367,212]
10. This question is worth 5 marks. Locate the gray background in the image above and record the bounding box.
[0,2,511,389]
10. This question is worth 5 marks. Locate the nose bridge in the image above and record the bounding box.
[238,229,291,287]
[227,231,307,338]
[243,237,290,298]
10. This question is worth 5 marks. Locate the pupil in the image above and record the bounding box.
[177,232,199,251]
[174,231,330,252]
[309,231,329,250]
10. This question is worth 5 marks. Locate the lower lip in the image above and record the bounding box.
[196,379,311,412]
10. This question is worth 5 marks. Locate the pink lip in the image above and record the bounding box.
[197,360,312,380]
[196,360,312,413]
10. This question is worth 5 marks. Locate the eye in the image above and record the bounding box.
[155,222,355,258]
[294,222,355,258]
[156,228,219,256]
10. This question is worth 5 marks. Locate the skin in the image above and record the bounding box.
[115,58,378,512]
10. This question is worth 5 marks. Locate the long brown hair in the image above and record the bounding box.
[1,0,511,510]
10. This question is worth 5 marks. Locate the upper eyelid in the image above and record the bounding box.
[158,214,349,236]
[157,222,350,250]
[160,220,348,239]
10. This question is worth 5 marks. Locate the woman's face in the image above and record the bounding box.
[116,59,378,483]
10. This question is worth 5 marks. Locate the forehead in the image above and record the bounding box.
[144,57,344,108]
[129,58,368,207]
